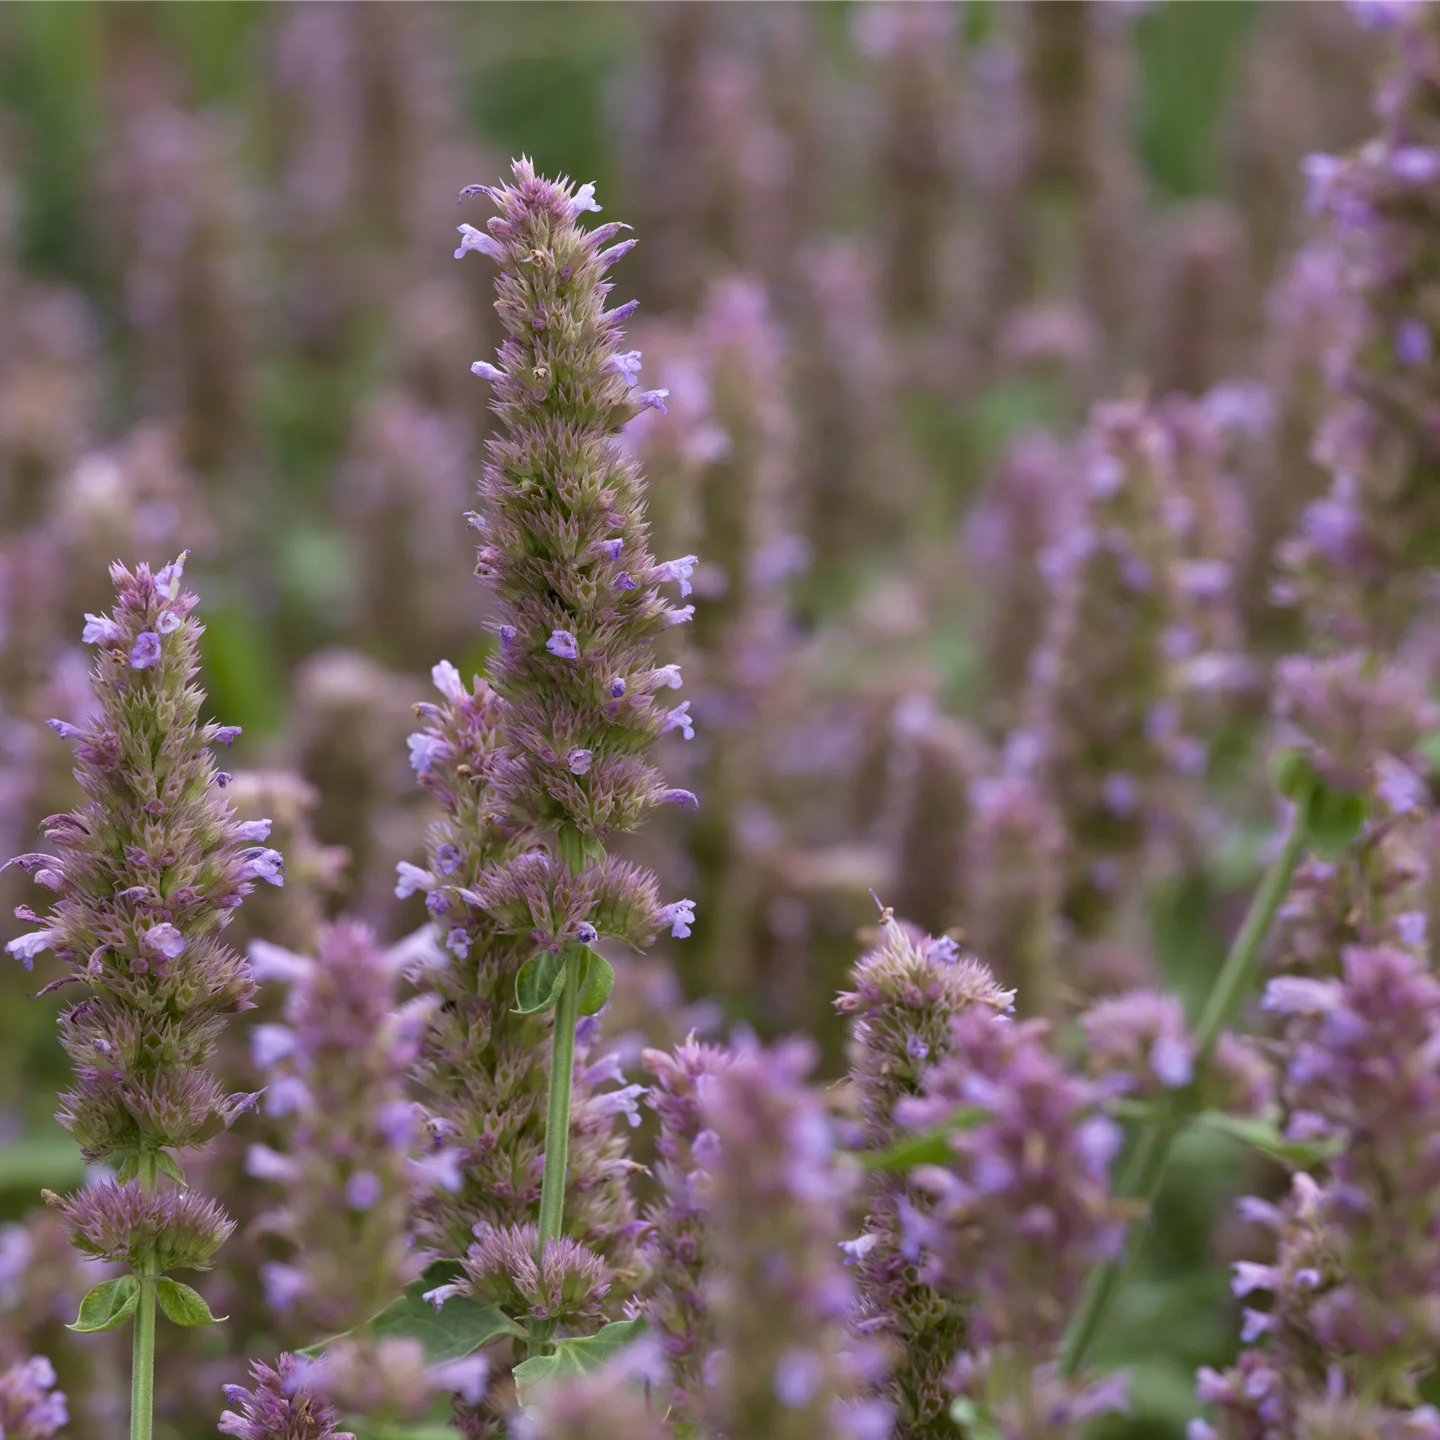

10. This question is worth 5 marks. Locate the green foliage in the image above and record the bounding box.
[304,1264,526,1363]
[576,951,615,1016]
[69,1275,140,1333]
[511,1317,648,1409]
[1190,1110,1344,1170]
[155,1278,225,1327]
[515,950,569,1016]
[858,1106,988,1173]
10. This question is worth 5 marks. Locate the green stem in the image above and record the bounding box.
[1058,815,1307,1377]
[130,1153,158,1440]
[536,948,581,1254]
[528,946,581,1359]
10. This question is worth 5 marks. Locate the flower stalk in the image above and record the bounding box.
[1059,810,1308,1377]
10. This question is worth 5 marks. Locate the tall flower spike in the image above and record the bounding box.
[247,920,444,1338]
[1015,398,1197,948]
[699,1038,891,1440]
[5,557,275,1433]
[836,919,1014,1439]
[639,1034,739,1423]
[899,1007,1130,1434]
[454,161,695,1281]
[461,159,699,853]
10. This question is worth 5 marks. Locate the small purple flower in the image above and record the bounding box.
[252,1024,297,1070]
[773,1348,824,1408]
[81,613,121,645]
[609,677,626,698]
[662,702,695,740]
[596,239,638,267]
[635,387,669,415]
[129,632,162,669]
[614,572,638,591]
[143,923,186,959]
[394,862,434,899]
[45,719,80,740]
[566,747,593,775]
[608,350,644,386]
[454,223,503,261]
[665,604,695,627]
[1396,317,1433,367]
[445,928,471,959]
[5,930,55,970]
[211,725,243,749]
[576,922,598,945]
[408,732,443,774]
[498,624,517,648]
[651,664,684,690]
[470,360,505,381]
[655,554,699,598]
[345,1171,382,1211]
[435,844,462,876]
[233,819,273,842]
[546,629,580,660]
[569,180,602,216]
[239,848,285,887]
[659,898,696,939]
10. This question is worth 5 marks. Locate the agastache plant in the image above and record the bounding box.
[836,916,1015,1439]
[449,161,695,1350]
[5,555,281,1440]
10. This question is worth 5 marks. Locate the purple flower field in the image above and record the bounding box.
[1,2,1438,1437]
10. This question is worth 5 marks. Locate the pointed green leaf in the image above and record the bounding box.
[858,1105,989,1173]
[1272,749,1318,807]
[112,1152,141,1184]
[155,1277,225,1326]
[69,1275,140,1333]
[302,1263,527,1362]
[512,1318,649,1409]
[1303,784,1370,861]
[1192,1110,1343,1169]
[514,950,568,1016]
[576,952,615,1017]
[155,1150,187,1186]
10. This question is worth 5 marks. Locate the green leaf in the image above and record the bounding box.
[576,952,614,1017]
[156,1277,225,1326]
[512,1318,648,1409]
[303,1263,526,1363]
[68,1275,140,1333]
[858,1106,988,1173]
[155,1150,187,1186]
[1192,1111,1343,1169]
[515,950,568,1016]
[1303,785,1370,861]
[113,1152,140,1184]
[949,1399,1002,1440]
[1272,748,1317,806]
